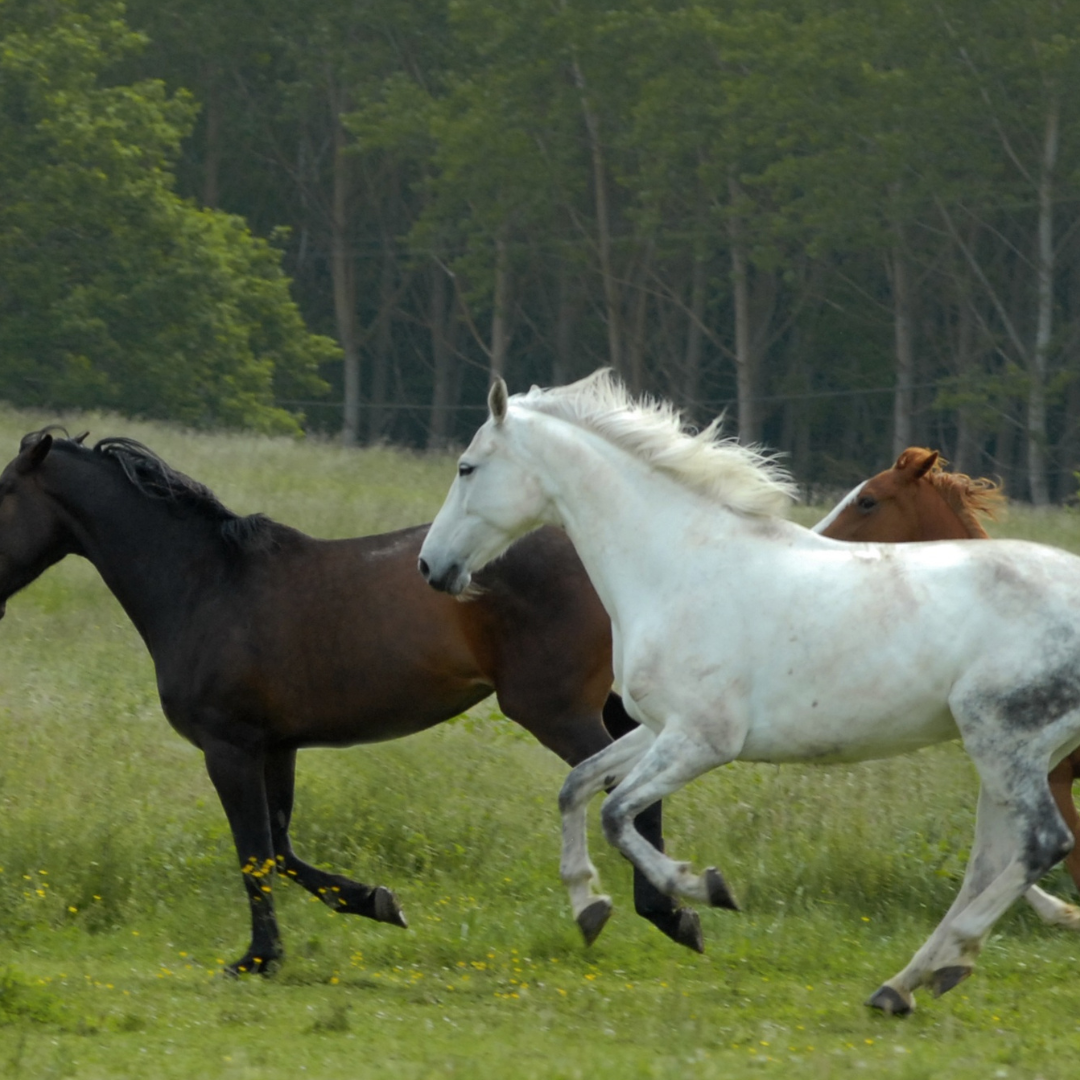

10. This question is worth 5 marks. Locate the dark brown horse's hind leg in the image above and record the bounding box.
[202,735,285,975]
[602,695,704,953]
[1049,753,1080,893]
[264,748,407,929]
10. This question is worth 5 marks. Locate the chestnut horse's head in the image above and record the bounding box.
[813,447,1004,543]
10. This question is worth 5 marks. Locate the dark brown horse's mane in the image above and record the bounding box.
[22,429,295,555]
[924,458,1006,539]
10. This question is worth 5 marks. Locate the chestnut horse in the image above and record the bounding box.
[815,447,1080,917]
[0,430,701,973]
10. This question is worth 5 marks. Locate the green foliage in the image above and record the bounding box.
[0,0,336,433]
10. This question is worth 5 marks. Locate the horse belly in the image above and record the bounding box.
[737,663,962,765]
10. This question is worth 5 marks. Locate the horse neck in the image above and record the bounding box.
[917,480,984,540]
[48,455,228,645]
[515,413,727,629]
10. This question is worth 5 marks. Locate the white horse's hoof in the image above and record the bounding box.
[867,984,913,1016]
[930,965,971,998]
[704,867,739,911]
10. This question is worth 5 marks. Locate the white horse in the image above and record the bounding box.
[418,370,1080,1015]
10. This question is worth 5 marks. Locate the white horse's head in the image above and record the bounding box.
[419,379,551,595]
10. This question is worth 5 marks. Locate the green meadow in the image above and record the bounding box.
[0,405,1078,1078]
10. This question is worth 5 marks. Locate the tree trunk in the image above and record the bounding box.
[625,240,654,395]
[572,58,622,376]
[554,271,575,386]
[367,241,396,443]
[952,297,980,476]
[889,222,916,458]
[490,228,511,381]
[427,263,458,449]
[329,87,360,446]
[780,327,812,481]
[728,176,757,442]
[1027,96,1058,506]
[683,251,706,410]
[1059,376,1080,503]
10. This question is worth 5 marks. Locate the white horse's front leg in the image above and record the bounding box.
[558,725,655,944]
[598,726,739,908]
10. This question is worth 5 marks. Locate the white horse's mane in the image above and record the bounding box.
[513,370,798,517]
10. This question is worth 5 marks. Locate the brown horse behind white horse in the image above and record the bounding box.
[815,447,1080,920]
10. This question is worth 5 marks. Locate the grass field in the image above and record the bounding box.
[1,405,1079,1078]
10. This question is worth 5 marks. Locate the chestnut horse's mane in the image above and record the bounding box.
[922,456,1005,539]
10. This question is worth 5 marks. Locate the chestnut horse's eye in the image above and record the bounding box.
[458,462,475,477]
[857,495,878,513]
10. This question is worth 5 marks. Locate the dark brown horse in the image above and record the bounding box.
[816,447,1080,921]
[0,430,704,973]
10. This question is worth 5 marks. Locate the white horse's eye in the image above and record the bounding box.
[458,462,475,477]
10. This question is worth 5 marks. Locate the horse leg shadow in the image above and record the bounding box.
[265,747,407,929]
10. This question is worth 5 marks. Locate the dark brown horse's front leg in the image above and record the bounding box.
[264,747,407,929]
[202,735,283,975]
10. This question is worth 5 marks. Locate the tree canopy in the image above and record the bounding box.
[0,0,336,433]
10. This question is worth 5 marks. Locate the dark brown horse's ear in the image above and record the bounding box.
[488,377,509,425]
[17,434,53,473]
[73,431,90,445]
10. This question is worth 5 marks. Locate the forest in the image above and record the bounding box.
[3,0,1079,499]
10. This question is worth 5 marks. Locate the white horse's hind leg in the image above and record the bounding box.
[869,768,1072,1016]
[596,726,737,908]
[558,725,656,943]
[1023,884,1080,929]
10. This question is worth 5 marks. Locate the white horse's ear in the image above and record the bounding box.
[488,377,508,425]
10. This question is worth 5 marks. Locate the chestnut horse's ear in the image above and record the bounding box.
[894,447,939,482]
[16,434,53,473]
[488,377,509,425]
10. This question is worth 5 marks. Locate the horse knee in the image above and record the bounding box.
[558,773,579,816]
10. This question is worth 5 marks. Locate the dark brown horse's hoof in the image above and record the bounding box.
[930,965,971,998]
[577,898,613,947]
[225,952,283,978]
[704,867,739,911]
[373,885,408,928]
[866,985,912,1016]
[671,907,705,953]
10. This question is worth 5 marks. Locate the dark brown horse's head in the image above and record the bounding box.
[0,430,86,618]
[816,447,1004,544]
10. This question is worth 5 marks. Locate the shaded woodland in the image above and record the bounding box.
[5,1,1080,497]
